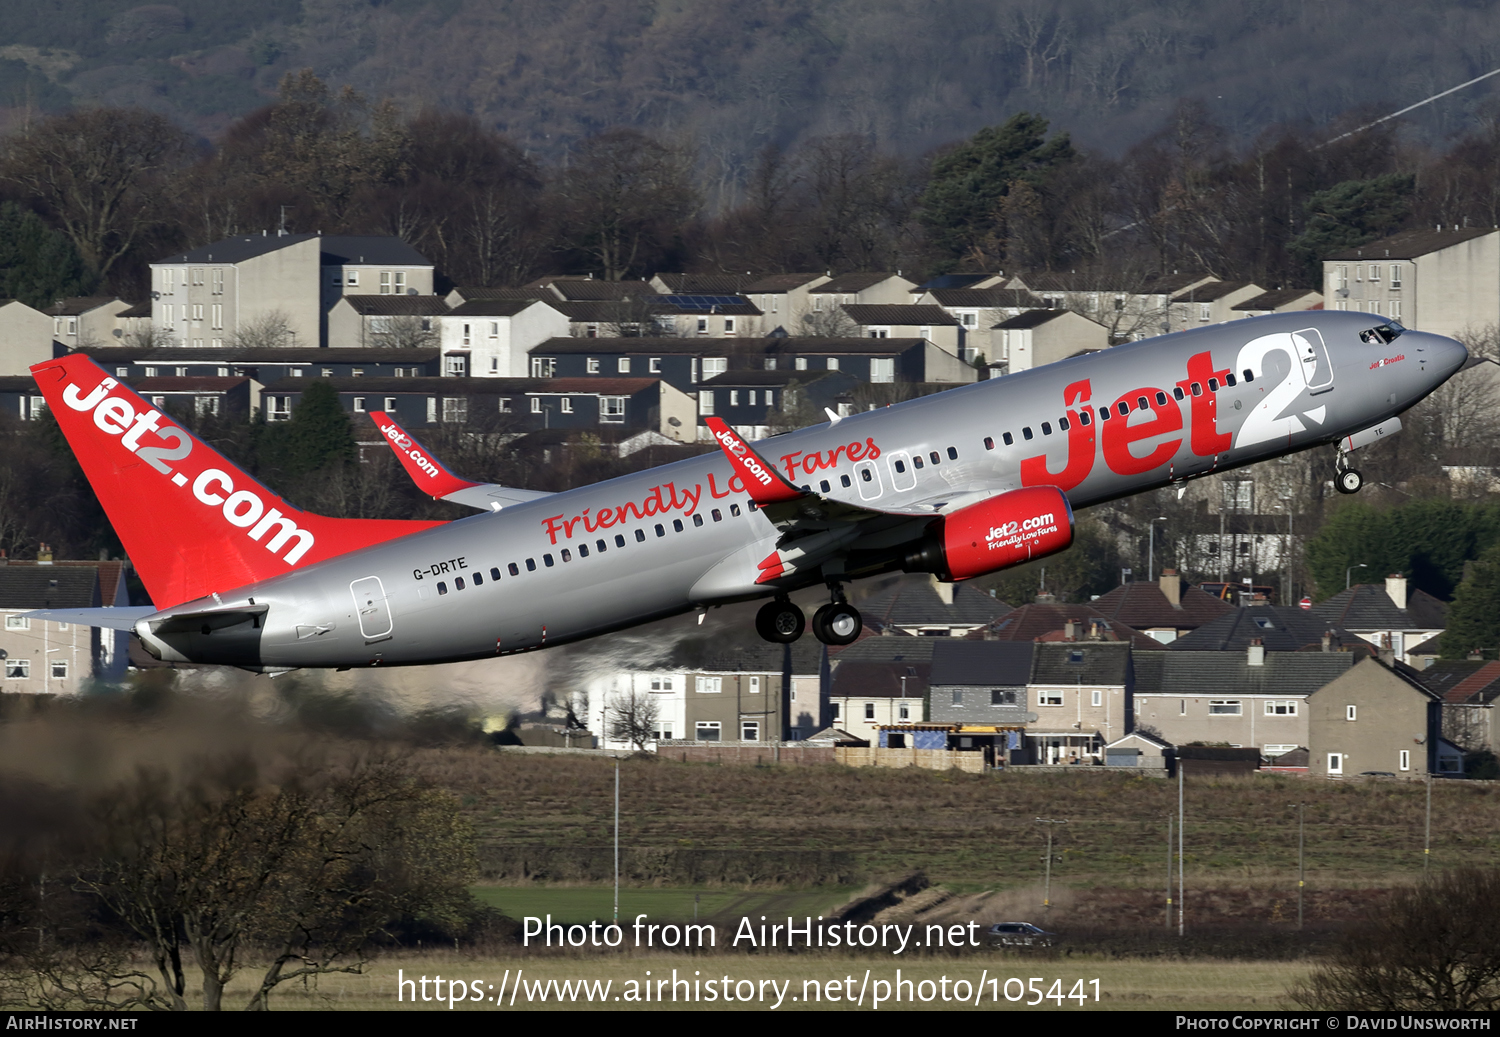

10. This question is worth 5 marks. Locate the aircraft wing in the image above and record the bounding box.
[369,411,552,512]
[702,418,938,586]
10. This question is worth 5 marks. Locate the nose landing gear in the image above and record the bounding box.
[1334,448,1363,495]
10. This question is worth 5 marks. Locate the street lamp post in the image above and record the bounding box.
[1347,563,1368,590]
[1036,818,1068,913]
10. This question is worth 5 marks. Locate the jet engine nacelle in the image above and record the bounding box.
[904,486,1074,582]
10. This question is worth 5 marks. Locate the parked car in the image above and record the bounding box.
[986,922,1057,948]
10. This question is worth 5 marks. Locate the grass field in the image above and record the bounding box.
[417,748,1500,891]
[220,950,1312,1011]
[471,886,857,926]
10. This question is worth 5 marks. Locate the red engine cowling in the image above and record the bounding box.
[905,486,1074,581]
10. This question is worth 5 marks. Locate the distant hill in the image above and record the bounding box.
[2,0,1498,166]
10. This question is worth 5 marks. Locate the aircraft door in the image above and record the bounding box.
[1293,328,1335,394]
[350,577,394,641]
[887,451,917,492]
[854,459,883,500]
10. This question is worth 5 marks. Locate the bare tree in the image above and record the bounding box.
[606,689,661,749]
[374,314,438,349]
[794,305,861,338]
[227,310,294,350]
[2,108,193,284]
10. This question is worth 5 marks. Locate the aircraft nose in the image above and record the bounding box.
[1416,332,1469,379]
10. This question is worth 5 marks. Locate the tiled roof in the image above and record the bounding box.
[339,296,450,316]
[741,273,827,293]
[830,659,931,698]
[1418,660,1500,703]
[914,273,1003,291]
[1325,227,1497,261]
[1312,584,1447,631]
[78,346,441,364]
[446,300,551,317]
[993,309,1071,329]
[810,273,906,294]
[1141,272,1217,294]
[0,566,100,609]
[1090,581,1233,630]
[855,574,1012,629]
[1031,640,1132,684]
[450,287,546,302]
[1231,289,1321,311]
[767,338,925,354]
[985,604,1165,650]
[548,279,655,301]
[654,273,753,294]
[827,635,942,665]
[1171,281,1257,303]
[842,304,958,326]
[47,296,121,316]
[117,301,151,318]
[1166,605,1358,652]
[925,288,1046,308]
[1133,651,1355,696]
[532,337,761,356]
[929,640,1034,685]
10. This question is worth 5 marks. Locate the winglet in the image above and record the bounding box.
[369,412,482,500]
[704,417,805,505]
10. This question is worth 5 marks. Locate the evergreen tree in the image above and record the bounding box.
[1440,542,1500,660]
[0,202,94,310]
[257,381,356,482]
[919,113,1075,269]
[1289,172,1415,276]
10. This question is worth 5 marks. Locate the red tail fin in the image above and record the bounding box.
[369,411,481,499]
[31,356,443,608]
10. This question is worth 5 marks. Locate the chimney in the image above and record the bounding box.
[1321,631,1332,653]
[37,543,52,565]
[1386,574,1407,611]
[929,575,955,606]
[1159,568,1182,607]
[1064,618,1079,642]
[1247,638,1265,667]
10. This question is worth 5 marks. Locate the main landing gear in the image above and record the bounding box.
[1334,449,1363,495]
[755,588,864,646]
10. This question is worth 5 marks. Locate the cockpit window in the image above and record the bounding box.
[1361,321,1404,345]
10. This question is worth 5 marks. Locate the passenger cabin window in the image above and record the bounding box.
[1041,422,1052,435]
[1022,427,1033,440]
[1002,432,1014,445]
[984,436,994,449]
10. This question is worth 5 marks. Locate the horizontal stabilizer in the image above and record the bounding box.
[369,411,551,511]
[22,606,157,631]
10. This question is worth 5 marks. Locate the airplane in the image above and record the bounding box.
[24,311,1466,673]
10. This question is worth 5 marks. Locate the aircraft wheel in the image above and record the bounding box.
[812,602,862,645]
[756,600,805,643]
[1335,468,1363,494]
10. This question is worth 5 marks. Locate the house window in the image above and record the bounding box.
[871,358,894,383]
[194,397,219,416]
[951,690,963,705]
[617,357,633,374]
[1038,691,1063,706]
[748,676,760,694]
[697,317,708,335]
[347,270,358,286]
[1346,705,1358,722]
[531,358,556,378]
[384,397,397,411]
[724,317,736,334]
[795,357,808,370]
[50,660,67,679]
[990,689,1015,705]
[1400,749,1411,772]
[741,721,760,741]
[560,398,573,414]
[211,304,222,329]
[830,703,840,720]
[695,676,722,693]
[499,398,512,413]
[1209,700,1242,715]
[1328,753,1343,775]
[212,269,224,294]
[696,722,721,741]
[729,390,739,407]
[267,397,292,422]
[702,357,727,380]
[445,355,467,377]
[698,391,714,416]
[1264,701,1298,716]
[649,357,661,373]
[1091,689,1102,707]
[1199,303,1211,322]
[427,397,438,423]
[353,397,366,412]
[898,702,910,720]
[587,358,600,373]
[5,616,29,630]
[530,398,542,414]
[1390,265,1403,288]
[601,396,625,423]
[5,659,29,678]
